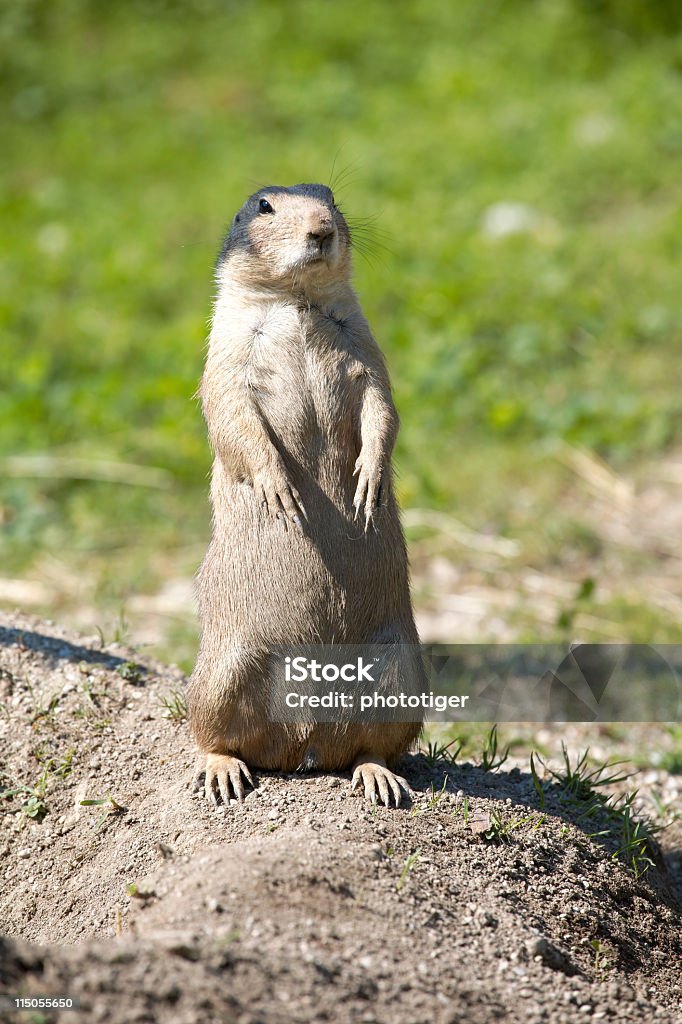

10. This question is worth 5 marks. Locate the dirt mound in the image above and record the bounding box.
[1,612,680,1023]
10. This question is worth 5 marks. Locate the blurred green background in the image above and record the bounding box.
[2,0,682,668]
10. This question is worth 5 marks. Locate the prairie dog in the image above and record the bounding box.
[188,183,423,807]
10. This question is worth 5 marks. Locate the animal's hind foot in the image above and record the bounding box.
[350,758,411,807]
[193,753,255,806]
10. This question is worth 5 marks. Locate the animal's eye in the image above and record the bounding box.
[259,198,274,214]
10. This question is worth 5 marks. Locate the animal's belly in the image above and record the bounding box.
[206,472,408,643]
[253,347,364,482]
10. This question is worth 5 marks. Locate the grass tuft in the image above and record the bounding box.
[479,725,509,773]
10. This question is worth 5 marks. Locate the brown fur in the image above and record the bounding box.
[187,184,423,804]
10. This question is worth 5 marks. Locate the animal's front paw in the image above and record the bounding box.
[351,759,411,807]
[352,450,387,531]
[253,461,306,532]
[193,753,255,806]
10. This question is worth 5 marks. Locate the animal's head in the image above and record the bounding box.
[217,183,352,292]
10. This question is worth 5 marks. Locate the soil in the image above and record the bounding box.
[0,611,680,1024]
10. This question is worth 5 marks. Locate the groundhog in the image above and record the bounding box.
[188,183,423,807]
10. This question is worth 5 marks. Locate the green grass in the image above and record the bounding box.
[424,722,682,776]
[536,745,661,878]
[396,848,421,891]
[479,725,510,773]
[159,688,188,722]
[2,1,682,663]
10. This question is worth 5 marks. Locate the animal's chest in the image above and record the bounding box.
[252,308,366,446]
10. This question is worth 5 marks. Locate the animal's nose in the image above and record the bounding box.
[307,217,335,244]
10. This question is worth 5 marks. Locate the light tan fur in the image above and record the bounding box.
[187,184,423,806]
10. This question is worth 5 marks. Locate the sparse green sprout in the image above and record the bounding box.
[0,759,67,824]
[462,796,470,824]
[397,848,421,891]
[548,744,631,804]
[96,611,133,651]
[479,725,509,772]
[21,794,48,821]
[52,749,76,778]
[609,791,659,879]
[483,809,506,841]
[0,782,47,823]
[30,692,60,726]
[80,794,126,831]
[113,610,131,646]
[483,809,544,843]
[117,661,142,684]
[36,748,75,779]
[80,795,124,810]
[411,775,449,817]
[422,738,462,767]
[80,680,97,706]
[126,879,155,900]
[33,768,49,799]
[427,776,448,810]
[590,939,616,978]
[159,689,187,722]
[530,751,546,809]
[548,746,659,879]
[72,681,110,727]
